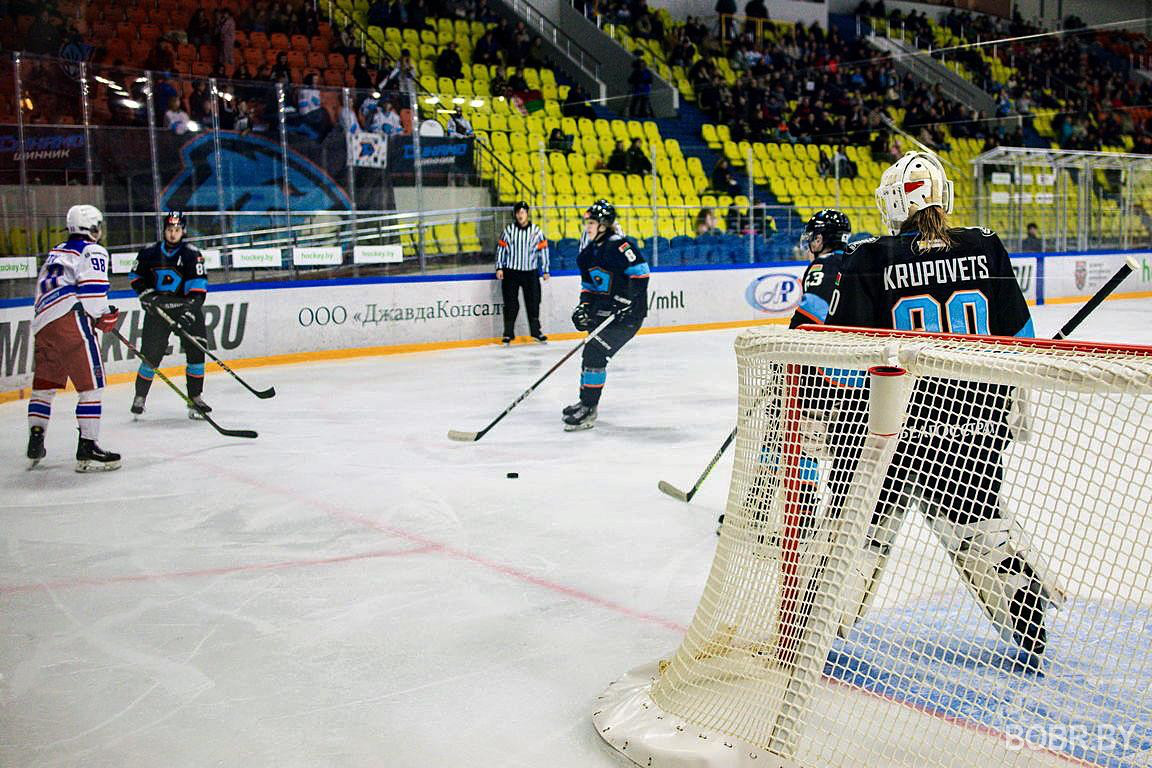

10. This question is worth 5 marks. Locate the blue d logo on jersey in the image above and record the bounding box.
[587,267,612,293]
[154,268,182,293]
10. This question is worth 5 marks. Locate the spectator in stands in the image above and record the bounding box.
[272,51,292,81]
[188,80,212,125]
[525,37,547,69]
[606,141,629,172]
[187,9,213,47]
[627,58,653,118]
[446,108,474,138]
[217,85,238,129]
[377,100,405,135]
[715,0,736,40]
[1021,223,1042,252]
[164,96,191,135]
[725,203,747,232]
[507,67,528,93]
[473,29,501,67]
[343,53,371,91]
[407,0,432,30]
[296,73,330,140]
[381,50,419,105]
[436,41,464,81]
[695,208,718,236]
[268,1,292,35]
[711,158,741,195]
[562,82,596,120]
[626,138,651,174]
[146,38,177,73]
[744,0,769,36]
[548,128,573,153]
[334,22,361,56]
[216,8,236,71]
[367,0,388,28]
[489,67,510,99]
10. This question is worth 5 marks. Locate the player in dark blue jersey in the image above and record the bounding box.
[564,200,650,431]
[129,212,211,420]
[824,152,1058,662]
[790,209,851,329]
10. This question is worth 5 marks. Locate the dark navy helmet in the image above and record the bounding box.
[586,199,616,225]
[801,208,851,252]
[163,211,187,230]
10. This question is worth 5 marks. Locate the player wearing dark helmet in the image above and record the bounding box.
[564,200,650,431]
[129,211,211,420]
[791,208,852,329]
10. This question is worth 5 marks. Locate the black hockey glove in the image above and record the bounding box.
[611,294,634,320]
[137,288,160,312]
[571,303,593,331]
[149,295,198,330]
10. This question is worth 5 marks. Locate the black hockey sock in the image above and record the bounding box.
[134,362,155,398]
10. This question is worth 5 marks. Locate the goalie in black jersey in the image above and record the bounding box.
[564,200,650,431]
[824,151,1061,663]
[129,212,212,420]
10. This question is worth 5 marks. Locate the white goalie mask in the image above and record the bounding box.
[874,151,953,235]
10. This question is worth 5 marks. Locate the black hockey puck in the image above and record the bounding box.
[506,472,519,479]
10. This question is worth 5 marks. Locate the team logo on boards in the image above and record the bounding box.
[745,272,801,313]
[1075,260,1088,291]
[160,133,352,231]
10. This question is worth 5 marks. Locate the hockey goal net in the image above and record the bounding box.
[594,326,1152,768]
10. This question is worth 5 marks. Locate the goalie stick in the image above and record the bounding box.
[447,313,619,442]
[113,328,258,439]
[150,304,276,399]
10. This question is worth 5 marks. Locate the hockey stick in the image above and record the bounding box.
[658,427,736,502]
[150,304,276,399]
[448,313,619,442]
[112,328,258,439]
[1052,254,1139,340]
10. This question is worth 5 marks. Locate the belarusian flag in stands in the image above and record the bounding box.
[513,89,545,115]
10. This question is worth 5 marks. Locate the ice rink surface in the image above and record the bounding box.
[3,298,1152,768]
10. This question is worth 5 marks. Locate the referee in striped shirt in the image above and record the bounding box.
[496,201,550,345]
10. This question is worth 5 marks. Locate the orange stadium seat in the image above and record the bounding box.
[249,32,268,49]
[199,44,217,62]
[291,34,309,52]
[308,51,326,70]
[270,33,290,50]
[327,52,346,70]
[309,35,329,53]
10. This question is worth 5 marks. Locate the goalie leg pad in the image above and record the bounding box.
[925,512,1061,658]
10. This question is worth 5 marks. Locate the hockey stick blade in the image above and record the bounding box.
[152,305,277,400]
[113,329,258,440]
[447,314,619,443]
[657,480,691,502]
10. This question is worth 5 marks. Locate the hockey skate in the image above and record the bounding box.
[501,336,512,346]
[532,334,548,344]
[75,437,121,473]
[562,401,583,419]
[130,395,146,416]
[27,426,46,469]
[188,395,212,420]
[563,403,597,431]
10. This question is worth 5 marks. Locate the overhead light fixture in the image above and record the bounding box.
[120,98,142,109]
[186,120,201,132]
[451,96,465,105]
[424,94,440,105]
[436,108,455,114]
[93,75,117,87]
[469,98,484,108]
[220,91,234,102]
[135,76,149,83]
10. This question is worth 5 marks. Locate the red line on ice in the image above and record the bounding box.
[0,545,435,594]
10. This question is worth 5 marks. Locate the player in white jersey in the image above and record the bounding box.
[26,205,122,472]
